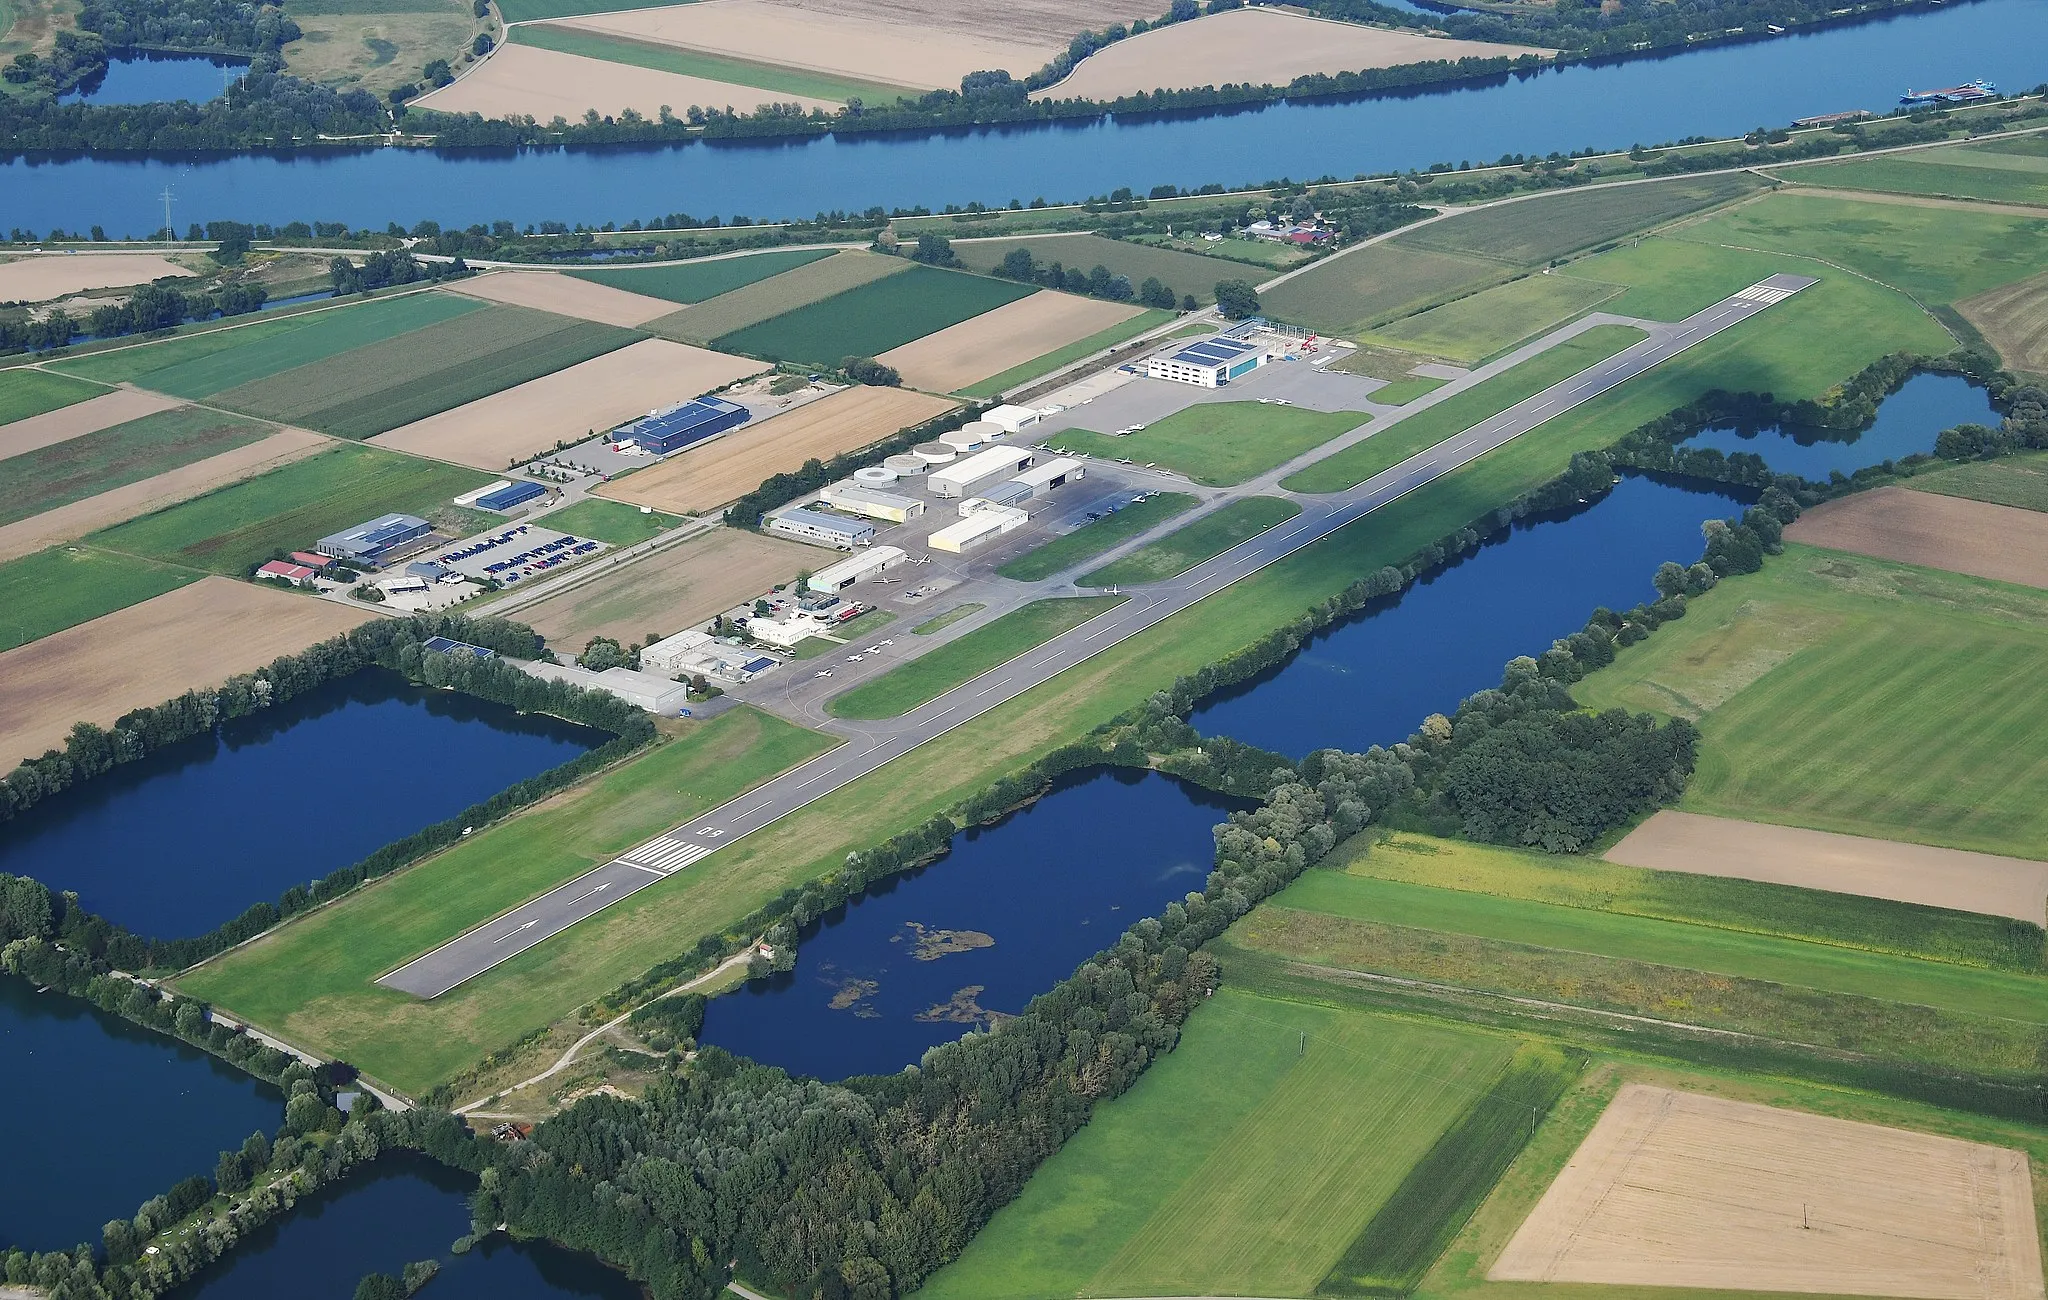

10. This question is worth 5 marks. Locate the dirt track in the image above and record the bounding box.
[452,270,678,328]
[598,385,955,513]
[370,338,767,470]
[1492,1084,2044,1299]
[518,527,815,648]
[413,42,838,122]
[876,290,1140,392]
[0,577,372,769]
[1608,810,2048,924]
[1036,8,1546,101]
[0,255,195,303]
[0,388,183,462]
[1785,486,2048,590]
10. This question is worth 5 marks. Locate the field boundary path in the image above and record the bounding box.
[376,274,1812,999]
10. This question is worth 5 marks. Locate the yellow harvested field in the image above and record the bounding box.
[554,0,1069,92]
[450,270,678,328]
[1035,8,1547,101]
[1492,1085,2044,1300]
[516,527,816,648]
[0,577,372,769]
[1785,486,2048,590]
[598,385,956,513]
[1959,269,2048,377]
[876,290,1142,392]
[412,42,839,122]
[0,388,182,462]
[0,428,328,563]
[1608,810,2048,924]
[369,338,768,471]
[0,254,196,303]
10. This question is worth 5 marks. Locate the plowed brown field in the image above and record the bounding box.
[412,43,840,121]
[518,527,816,647]
[876,290,1141,392]
[452,270,679,328]
[0,389,183,462]
[1785,486,2048,590]
[597,385,955,513]
[0,254,196,303]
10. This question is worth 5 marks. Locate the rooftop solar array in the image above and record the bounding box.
[1169,337,1259,366]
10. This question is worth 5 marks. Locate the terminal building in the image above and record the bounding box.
[617,396,750,455]
[317,513,433,566]
[765,505,877,550]
[639,629,772,683]
[1147,336,1268,387]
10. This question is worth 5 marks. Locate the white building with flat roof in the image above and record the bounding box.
[983,404,1042,433]
[518,661,694,715]
[639,628,716,678]
[929,446,1034,498]
[929,504,1028,553]
[818,482,926,524]
[1011,456,1084,493]
[765,506,876,550]
[811,545,906,590]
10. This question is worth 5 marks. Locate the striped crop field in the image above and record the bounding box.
[567,248,837,305]
[711,264,1034,365]
[1392,173,1768,268]
[0,406,275,528]
[647,251,909,344]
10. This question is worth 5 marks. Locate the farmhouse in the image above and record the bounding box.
[255,560,319,587]
[1147,337,1268,387]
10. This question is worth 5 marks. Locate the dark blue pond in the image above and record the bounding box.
[4,0,2041,230]
[0,977,281,1254]
[168,1151,639,1300]
[1191,474,1749,756]
[1680,371,2000,479]
[64,52,246,106]
[0,668,606,938]
[699,766,1249,1080]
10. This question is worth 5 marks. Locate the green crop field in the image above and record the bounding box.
[1263,244,1505,337]
[961,308,1170,398]
[52,292,483,398]
[540,497,684,546]
[215,307,636,438]
[1574,543,2048,861]
[88,444,491,575]
[1052,402,1369,486]
[0,407,274,528]
[647,252,909,345]
[567,249,836,305]
[1781,137,2048,207]
[511,25,915,104]
[0,367,105,424]
[1394,173,1769,268]
[828,596,1124,719]
[711,265,1034,365]
[919,989,1519,1300]
[176,706,837,1093]
[1907,450,2048,513]
[996,492,1197,581]
[494,0,669,21]
[1283,326,1645,493]
[951,233,1246,306]
[1373,273,1626,363]
[1082,497,1299,586]
[0,545,204,652]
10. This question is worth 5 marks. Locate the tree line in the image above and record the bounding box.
[329,248,472,295]
[1,279,269,358]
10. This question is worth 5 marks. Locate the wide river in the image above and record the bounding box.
[3,0,2042,231]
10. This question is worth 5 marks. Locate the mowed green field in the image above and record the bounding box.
[1372,273,1625,363]
[212,305,637,438]
[568,248,836,305]
[1053,401,1369,486]
[962,308,1171,399]
[1263,244,1505,337]
[512,25,914,104]
[0,367,105,424]
[951,233,1245,306]
[1082,497,1300,587]
[88,443,491,575]
[0,545,204,653]
[1393,173,1768,268]
[539,497,685,546]
[1779,135,2048,207]
[648,251,908,345]
[1283,326,1645,493]
[711,265,1034,365]
[919,989,1519,1300]
[175,706,837,1092]
[996,491,1197,581]
[52,292,483,398]
[1907,450,2048,513]
[828,596,1125,720]
[1574,543,2048,860]
[0,406,275,528]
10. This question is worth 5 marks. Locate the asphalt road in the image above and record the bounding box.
[377,275,1815,999]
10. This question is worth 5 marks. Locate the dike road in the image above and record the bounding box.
[379,274,1813,998]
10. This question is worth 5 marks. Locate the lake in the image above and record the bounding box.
[0,977,281,1254]
[0,668,606,938]
[1681,371,2001,479]
[1191,474,1750,756]
[64,52,246,106]
[5,0,2042,230]
[697,766,1250,1080]
[166,1151,640,1300]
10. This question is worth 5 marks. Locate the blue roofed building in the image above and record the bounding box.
[316,513,433,566]
[618,396,751,455]
[1146,336,1269,387]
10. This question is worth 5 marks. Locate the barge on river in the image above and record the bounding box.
[1901,79,1996,105]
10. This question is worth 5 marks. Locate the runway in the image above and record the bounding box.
[377,275,1814,999]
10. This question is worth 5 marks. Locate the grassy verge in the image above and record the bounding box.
[1367,376,1447,405]
[1371,274,1624,364]
[788,608,897,658]
[1051,402,1369,486]
[827,596,1124,720]
[960,309,1171,398]
[173,707,837,1093]
[540,497,685,546]
[911,603,983,634]
[996,492,1197,582]
[1281,326,1645,493]
[1081,497,1299,587]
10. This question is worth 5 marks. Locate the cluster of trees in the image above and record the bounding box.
[77,0,300,56]
[1316,0,1923,58]
[725,403,987,528]
[0,614,652,971]
[0,275,272,357]
[4,31,110,95]
[0,69,386,151]
[842,356,901,386]
[1214,280,1259,319]
[991,245,1189,311]
[329,249,470,294]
